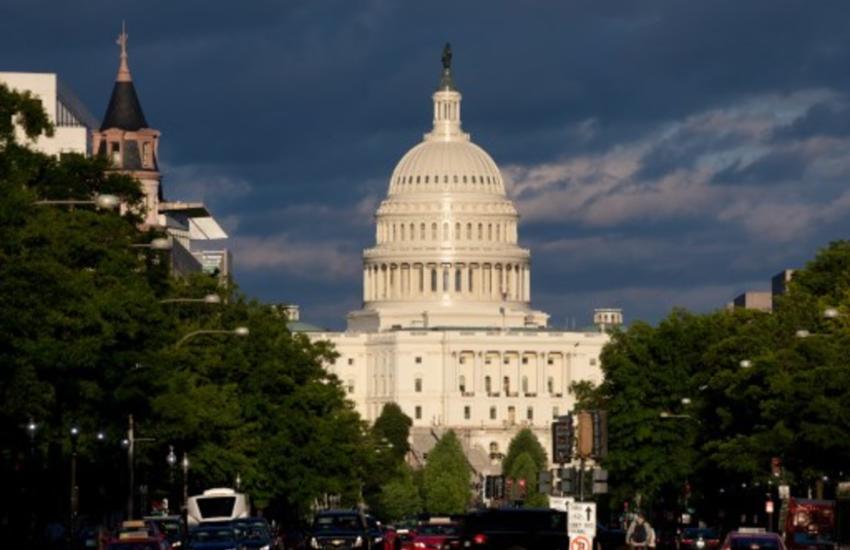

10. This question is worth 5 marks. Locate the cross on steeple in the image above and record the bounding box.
[116,21,132,82]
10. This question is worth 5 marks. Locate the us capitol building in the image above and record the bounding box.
[298,46,622,474]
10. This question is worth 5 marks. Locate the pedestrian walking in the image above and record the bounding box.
[626,513,654,550]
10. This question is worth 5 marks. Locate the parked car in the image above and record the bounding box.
[408,520,461,549]
[721,531,786,550]
[460,508,568,550]
[188,525,245,550]
[307,510,374,549]
[678,528,721,550]
[234,518,280,550]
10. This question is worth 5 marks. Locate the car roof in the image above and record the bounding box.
[316,510,361,516]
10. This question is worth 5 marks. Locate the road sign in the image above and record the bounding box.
[571,534,592,550]
[549,495,574,512]
[569,501,597,538]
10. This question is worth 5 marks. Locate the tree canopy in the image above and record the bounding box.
[594,240,850,522]
[502,427,547,475]
[422,430,471,515]
[0,83,369,537]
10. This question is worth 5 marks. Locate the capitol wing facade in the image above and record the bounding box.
[306,50,616,474]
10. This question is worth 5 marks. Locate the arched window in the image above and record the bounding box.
[392,224,396,241]
[430,268,437,292]
[420,223,426,240]
[503,376,510,394]
[425,175,429,183]
[547,377,554,394]
[488,223,492,240]
[442,267,449,292]
[416,175,420,183]
[455,222,461,239]
[410,223,415,240]
[431,222,437,240]
[462,175,467,183]
[522,376,529,394]
[489,441,499,453]
[471,175,476,183]
[443,222,449,240]
[453,175,459,183]
[478,223,483,239]
[496,224,501,241]
[400,224,405,241]
[485,376,492,393]
[467,223,472,240]
[455,268,462,292]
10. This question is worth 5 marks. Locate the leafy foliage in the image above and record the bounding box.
[502,427,547,475]
[380,464,423,521]
[595,241,850,519]
[422,430,471,515]
[0,85,369,533]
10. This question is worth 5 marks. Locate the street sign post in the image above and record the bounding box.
[569,501,597,539]
[549,495,574,512]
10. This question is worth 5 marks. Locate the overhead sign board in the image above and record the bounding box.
[549,495,574,512]
[569,501,597,538]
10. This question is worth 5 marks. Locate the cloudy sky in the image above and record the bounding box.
[4,1,850,329]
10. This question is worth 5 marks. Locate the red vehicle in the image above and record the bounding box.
[678,528,721,550]
[785,498,837,550]
[405,521,461,550]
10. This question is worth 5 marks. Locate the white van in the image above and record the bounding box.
[186,488,251,527]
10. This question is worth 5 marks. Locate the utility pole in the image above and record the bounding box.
[127,414,135,519]
[69,426,80,546]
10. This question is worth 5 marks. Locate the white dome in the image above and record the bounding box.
[388,139,506,196]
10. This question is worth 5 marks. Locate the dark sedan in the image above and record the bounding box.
[308,510,374,549]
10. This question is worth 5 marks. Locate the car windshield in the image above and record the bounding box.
[190,528,236,543]
[417,524,459,536]
[684,529,718,539]
[730,537,781,550]
[236,523,271,541]
[314,515,361,531]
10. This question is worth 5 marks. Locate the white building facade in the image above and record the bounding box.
[0,72,98,156]
[307,48,617,474]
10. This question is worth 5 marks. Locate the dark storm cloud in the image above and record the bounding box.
[5,1,850,328]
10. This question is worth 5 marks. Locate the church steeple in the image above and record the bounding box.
[92,24,162,227]
[100,23,149,131]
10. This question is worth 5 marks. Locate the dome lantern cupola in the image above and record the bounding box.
[427,43,469,143]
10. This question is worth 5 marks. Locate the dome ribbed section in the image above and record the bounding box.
[388,140,505,196]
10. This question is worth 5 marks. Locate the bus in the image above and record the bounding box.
[186,488,251,527]
[784,498,836,550]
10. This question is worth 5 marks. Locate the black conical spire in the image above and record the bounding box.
[100,24,149,131]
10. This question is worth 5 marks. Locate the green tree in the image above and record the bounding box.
[502,428,547,475]
[380,464,423,521]
[507,451,548,507]
[372,402,412,461]
[423,430,471,515]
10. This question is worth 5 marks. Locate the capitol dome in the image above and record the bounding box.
[388,139,506,196]
[347,45,549,332]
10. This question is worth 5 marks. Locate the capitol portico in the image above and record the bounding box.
[303,46,619,474]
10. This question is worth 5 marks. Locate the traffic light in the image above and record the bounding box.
[552,414,574,464]
[560,467,575,494]
[539,470,553,495]
[577,411,593,458]
[494,475,505,500]
[592,410,608,459]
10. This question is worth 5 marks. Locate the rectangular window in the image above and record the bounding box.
[527,407,534,421]
[415,356,422,364]
[590,358,598,366]
[552,406,559,419]
[347,380,355,394]
[522,357,529,365]
[490,406,497,420]
[415,406,422,420]
[347,358,354,366]
[548,358,554,365]
[464,406,471,420]
[415,378,422,392]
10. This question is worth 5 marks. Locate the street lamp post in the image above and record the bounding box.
[176,326,250,347]
[181,453,190,510]
[160,294,221,305]
[69,426,80,545]
[167,446,177,513]
[124,414,155,519]
[35,194,121,210]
